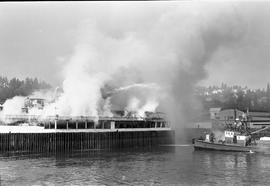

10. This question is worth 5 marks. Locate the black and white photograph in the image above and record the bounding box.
[1,1,270,185]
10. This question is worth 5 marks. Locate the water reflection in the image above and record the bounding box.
[1,147,270,185]
[192,150,270,185]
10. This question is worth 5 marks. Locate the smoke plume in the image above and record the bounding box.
[0,2,246,128]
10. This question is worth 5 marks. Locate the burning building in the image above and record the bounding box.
[0,95,174,152]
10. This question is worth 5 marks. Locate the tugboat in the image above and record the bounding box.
[193,130,254,152]
[193,116,270,153]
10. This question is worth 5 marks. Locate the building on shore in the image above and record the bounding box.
[210,108,270,129]
[246,111,270,128]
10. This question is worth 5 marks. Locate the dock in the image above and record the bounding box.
[0,115,175,153]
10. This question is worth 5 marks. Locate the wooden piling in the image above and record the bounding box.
[0,129,175,153]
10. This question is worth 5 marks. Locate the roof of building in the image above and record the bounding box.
[220,108,243,112]
[209,107,221,112]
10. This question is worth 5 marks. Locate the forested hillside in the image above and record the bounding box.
[0,76,51,103]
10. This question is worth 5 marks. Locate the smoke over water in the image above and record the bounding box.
[0,3,246,129]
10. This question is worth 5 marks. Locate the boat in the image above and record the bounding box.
[193,120,270,153]
[194,140,255,152]
[193,130,255,152]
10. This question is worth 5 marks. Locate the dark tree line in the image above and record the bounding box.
[197,83,270,112]
[0,76,51,103]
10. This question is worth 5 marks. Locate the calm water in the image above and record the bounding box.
[0,146,270,185]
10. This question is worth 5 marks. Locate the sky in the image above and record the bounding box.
[1,2,270,89]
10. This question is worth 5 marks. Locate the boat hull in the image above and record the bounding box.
[194,140,254,152]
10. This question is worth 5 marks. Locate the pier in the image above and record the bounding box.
[0,129,174,153]
[0,115,175,153]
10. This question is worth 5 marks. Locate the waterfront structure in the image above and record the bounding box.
[209,107,221,120]
[246,112,270,128]
[22,97,46,113]
[211,108,245,130]
[210,108,244,121]
[209,108,270,129]
[0,113,175,153]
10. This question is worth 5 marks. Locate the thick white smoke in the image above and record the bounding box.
[0,96,25,123]
[0,2,246,127]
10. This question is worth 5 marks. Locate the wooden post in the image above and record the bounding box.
[111,121,115,130]
[55,120,57,130]
[0,134,1,151]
